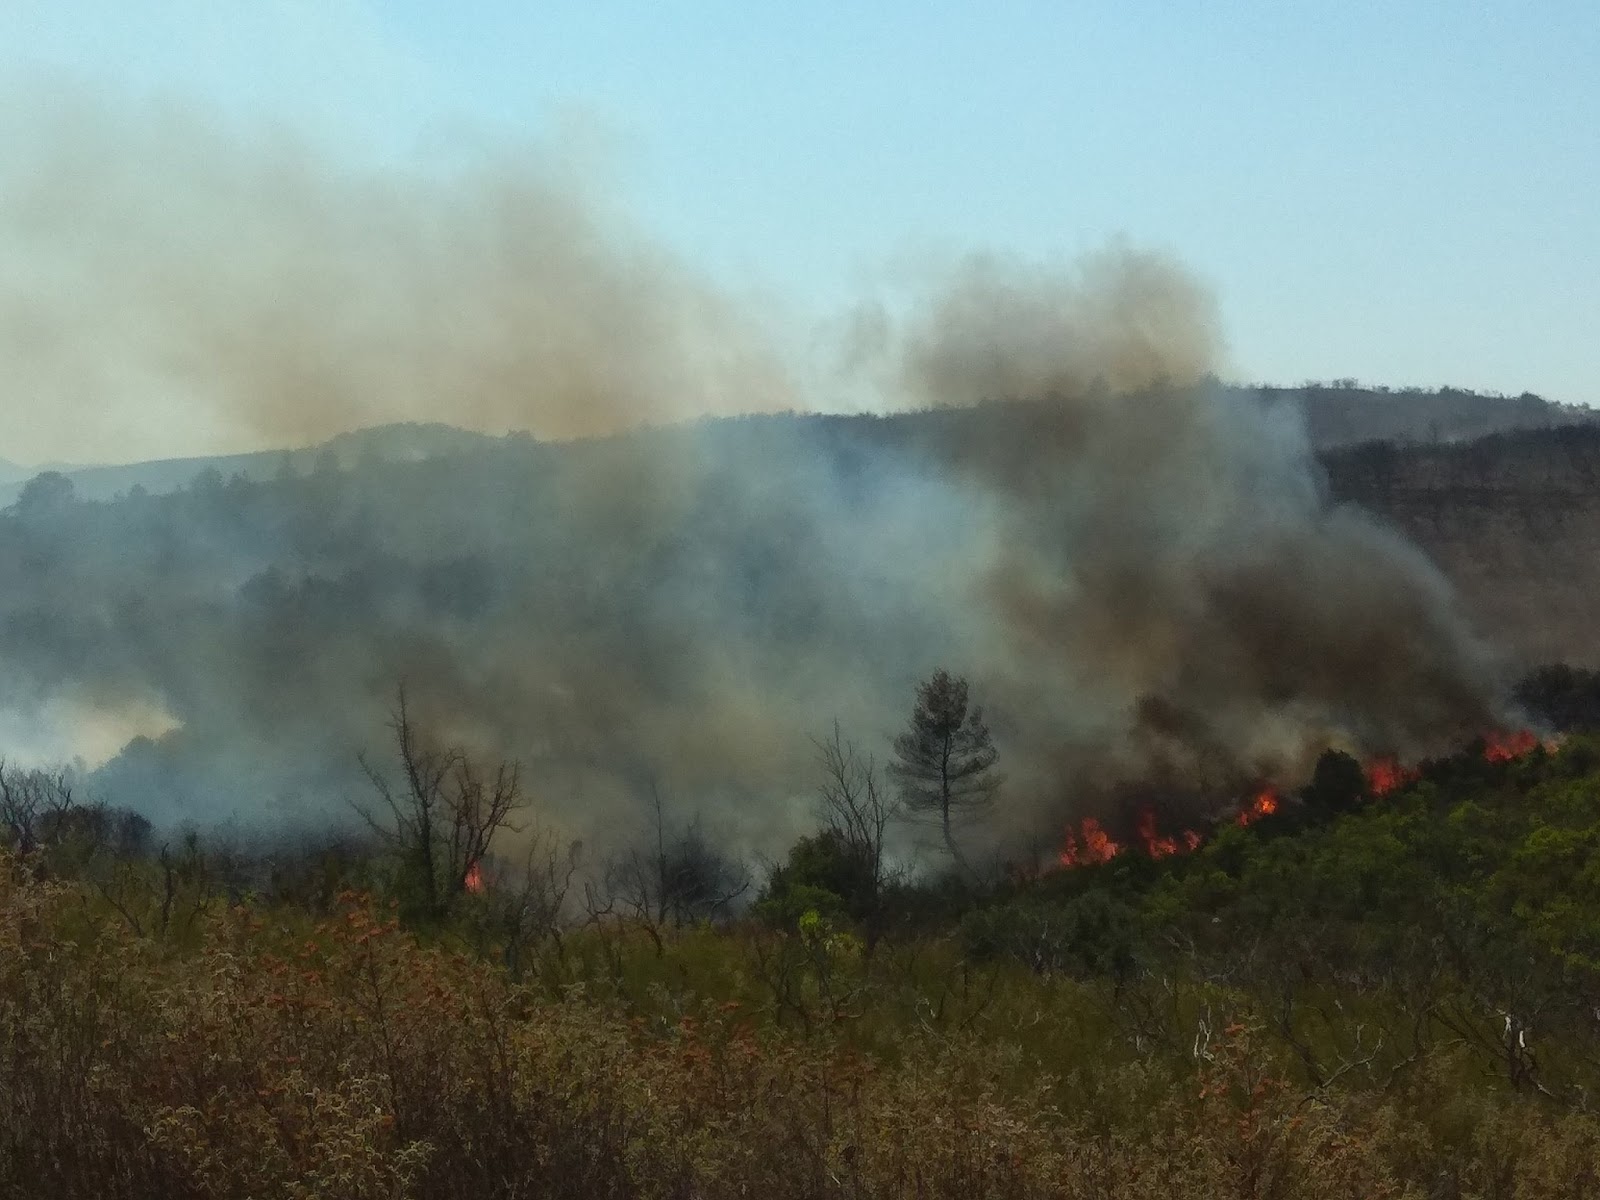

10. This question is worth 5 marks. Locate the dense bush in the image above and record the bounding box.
[8,734,1600,1195]
[8,856,1600,1199]
[958,890,1141,981]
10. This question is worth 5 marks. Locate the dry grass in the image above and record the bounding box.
[3,855,1598,1199]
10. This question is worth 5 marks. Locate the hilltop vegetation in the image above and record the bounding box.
[7,728,1600,1197]
[2,382,1591,509]
[1271,382,1597,449]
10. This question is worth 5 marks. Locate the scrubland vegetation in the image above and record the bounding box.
[7,697,1600,1198]
[4,54,1594,1198]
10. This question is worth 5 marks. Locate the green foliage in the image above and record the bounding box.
[959,889,1140,981]
[14,734,1600,1194]
[756,828,876,927]
[754,881,850,929]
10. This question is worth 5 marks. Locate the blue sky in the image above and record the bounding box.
[4,0,1597,412]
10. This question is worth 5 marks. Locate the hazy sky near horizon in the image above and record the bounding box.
[2,1,1597,463]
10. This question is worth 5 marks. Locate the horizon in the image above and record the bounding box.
[0,378,1589,474]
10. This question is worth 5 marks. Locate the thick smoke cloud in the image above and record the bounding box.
[0,96,1506,862]
[0,93,793,464]
[961,387,1500,828]
[900,248,1222,407]
[856,261,1503,840]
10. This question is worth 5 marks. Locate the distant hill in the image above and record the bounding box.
[1268,383,1600,448]
[2,386,1593,508]
[318,422,520,463]
[0,422,509,507]
[3,386,1598,828]
[5,389,1599,677]
[1324,425,1600,668]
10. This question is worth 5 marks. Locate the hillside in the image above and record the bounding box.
[6,727,1600,1197]
[6,384,1600,1197]
[1324,426,1600,668]
[1,385,1592,508]
[1,385,1597,833]
[1271,382,1599,448]
[0,422,504,506]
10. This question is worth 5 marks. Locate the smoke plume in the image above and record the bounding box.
[0,95,1505,862]
[0,93,792,464]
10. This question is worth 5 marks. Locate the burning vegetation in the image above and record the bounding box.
[6,712,1600,1198]
[1053,729,1549,871]
[0,48,1592,1200]
[0,93,1520,872]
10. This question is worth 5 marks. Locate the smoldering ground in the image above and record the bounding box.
[0,96,1507,864]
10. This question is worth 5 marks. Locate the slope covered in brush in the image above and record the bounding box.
[7,733,1600,1197]
[0,389,1510,855]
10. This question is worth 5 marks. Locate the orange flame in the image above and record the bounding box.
[1236,788,1280,827]
[1136,808,1204,859]
[1052,730,1557,874]
[1058,816,1121,868]
[1137,809,1177,859]
[1364,756,1416,796]
[463,862,485,894]
[1483,729,1539,763]
[1059,810,1206,868]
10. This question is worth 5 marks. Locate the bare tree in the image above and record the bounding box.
[92,831,211,940]
[0,762,77,857]
[353,686,527,921]
[592,784,750,951]
[813,721,899,930]
[476,828,582,979]
[890,670,999,868]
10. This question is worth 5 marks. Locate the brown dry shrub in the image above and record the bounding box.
[5,854,1600,1199]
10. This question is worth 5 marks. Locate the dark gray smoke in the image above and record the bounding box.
[0,96,1505,862]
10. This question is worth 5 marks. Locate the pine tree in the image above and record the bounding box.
[890,670,999,868]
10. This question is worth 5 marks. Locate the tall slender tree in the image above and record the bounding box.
[890,669,999,868]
